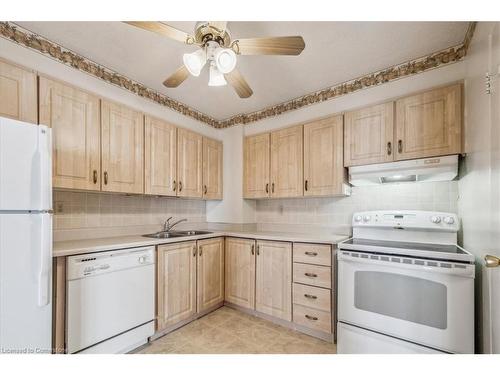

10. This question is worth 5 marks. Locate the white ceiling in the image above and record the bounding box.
[16,21,468,120]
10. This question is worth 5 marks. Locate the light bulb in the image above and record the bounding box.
[183,49,207,77]
[214,47,236,74]
[208,63,227,86]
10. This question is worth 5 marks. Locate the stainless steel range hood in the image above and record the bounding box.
[348,155,459,186]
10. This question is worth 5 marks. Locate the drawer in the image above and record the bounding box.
[293,304,331,334]
[293,263,331,289]
[293,283,331,312]
[293,243,331,266]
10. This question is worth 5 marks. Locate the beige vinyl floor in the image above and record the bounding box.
[138,306,337,354]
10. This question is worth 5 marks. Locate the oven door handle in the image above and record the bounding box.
[338,251,475,278]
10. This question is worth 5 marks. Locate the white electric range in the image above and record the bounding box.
[337,210,475,354]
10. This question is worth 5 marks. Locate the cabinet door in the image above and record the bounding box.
[144,115,177,196]
[255,240,292,321]
[395,84,462,160]
[101,100,144,194]
[304,115,345,196]
[243,133,270,198]
[202,137,223,200]
[344,102,394,166]
[270,125,303,198]
[0,59,37,123]
[157,241,197,330]
[197,237,224,314]
[177,128,203,198]
[39,77,101,190]
[224,237,256,309]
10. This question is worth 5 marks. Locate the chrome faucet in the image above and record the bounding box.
[163,217,188,232]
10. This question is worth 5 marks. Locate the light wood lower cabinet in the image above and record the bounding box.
[101,100,144,194]
[224,237,256,309]
[157,241,197,331]
[0,58,37,123]
[202,137,223,200]
[197,237,224,314]
[255,240,292,321]
[144,115,177,196]
[39,77,101,190]
[177,128,203,198]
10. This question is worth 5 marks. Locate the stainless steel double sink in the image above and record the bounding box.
[142,230,213,239]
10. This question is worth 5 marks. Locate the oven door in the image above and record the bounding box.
[338,250,475,353]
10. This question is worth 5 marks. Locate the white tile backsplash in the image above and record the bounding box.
[255,181,459,226]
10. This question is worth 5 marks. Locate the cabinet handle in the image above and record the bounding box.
[304,272,317,278]
[251,244,255,255]
[204,185,207,195]
[305,314,318,321]
[193,246,196,257]
[103,171,108,185]
[93,170,98,184]
[271,183,275,193]
[179,181,183,192]
[398,140,403,153]
[256,245,260,256]
[199,246,202,256]
[304,294,317,300]
[387,141,392,155]
[173,180,177,192]
[304,180,308,191]
[305,251,317,256]
[265,183,269,194]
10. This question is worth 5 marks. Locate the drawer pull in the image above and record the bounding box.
[304,272,318,278]
[305,251,318,256]
[304,294,317,300]
[305,314,318,321]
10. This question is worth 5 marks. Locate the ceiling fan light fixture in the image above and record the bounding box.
[182,48,207,77]
[208,63,227,87]
[214,47,237,74]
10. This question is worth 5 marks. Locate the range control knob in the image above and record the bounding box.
[354,215,362,222]
[431,216,442,224]
[363,215,371,222]
[444,216,455,224]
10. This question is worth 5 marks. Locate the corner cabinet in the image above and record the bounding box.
[144,115,177,196]
[243,133,271,198]
[39,77,101,190]
[177,128,203,198]
[202,137,223,200]
[0,59,37,123]
[101,100,144,194]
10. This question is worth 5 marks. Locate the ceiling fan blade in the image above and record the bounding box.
[232,36,305,55]
[163,65,190,88]
[124,21,194,44]
[225,69,253,98]
[209,21,228,32]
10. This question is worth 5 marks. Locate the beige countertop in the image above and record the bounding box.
[53,230,349,257]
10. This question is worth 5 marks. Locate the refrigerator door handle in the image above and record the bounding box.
[37,214,52,307]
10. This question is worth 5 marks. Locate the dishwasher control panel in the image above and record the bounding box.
[66,246,155,280]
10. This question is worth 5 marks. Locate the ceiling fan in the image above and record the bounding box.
[124,21,306,98]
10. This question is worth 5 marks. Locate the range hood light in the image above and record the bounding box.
[380,175,417,183]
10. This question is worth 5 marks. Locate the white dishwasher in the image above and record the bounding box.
[66,246,155,354]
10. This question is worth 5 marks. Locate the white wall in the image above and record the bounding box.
[458,22,500,354]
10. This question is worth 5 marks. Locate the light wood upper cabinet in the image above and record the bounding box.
[202,137,223,200]
[344,102,394,167]
[270,125,303,198]
[395,84,462,160]
[197,237,224,314]
[225,237,256,310]
[144,115,177,196]
[0,59,37,124]
[157,241,197,331]
[243,133,271,198]
[101,100,144,194]
[177,128,203,198]
[304,115,345,196]
[39,77,101,190]
[255,240,292,321]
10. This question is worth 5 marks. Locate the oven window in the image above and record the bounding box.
[354,271,447,329]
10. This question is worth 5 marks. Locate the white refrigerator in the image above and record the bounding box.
[0,117,52,354]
